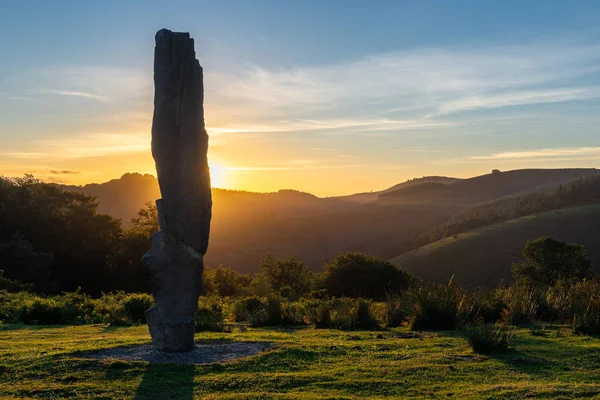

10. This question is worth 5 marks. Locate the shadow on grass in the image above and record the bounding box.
[133,364,195,400]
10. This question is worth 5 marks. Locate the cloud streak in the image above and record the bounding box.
[206,40,600,124]
[470,147,600,160]
[37,89,110,103]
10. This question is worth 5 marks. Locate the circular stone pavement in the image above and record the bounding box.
[77,341,273,365]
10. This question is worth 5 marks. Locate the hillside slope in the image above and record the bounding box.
[56,168,600,274]
[330,176,459,204]
[380,168,598,204]
[391,203,600,288]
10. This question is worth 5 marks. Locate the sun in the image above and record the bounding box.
[209,163,228,189]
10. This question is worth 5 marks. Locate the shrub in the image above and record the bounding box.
[468,288,507,324]
[59,290,100,324]
[385,296,410,327]
[19,297,63,325]
[0,270,34,293]
[305,298,382,330]
[95,292,154,326]
[233,296,265,323]
[204,265,252,297]
[259,254,313,297]
[248,294,307,327]
[411,282,463,331]
[304,299,332,329]
[356,300,380,330]
[465,324,514,354]
[122,293,153,324]
[280,301,305,325]
[513,237,594,286]
[195,301,225,332]
[323,253,414,300]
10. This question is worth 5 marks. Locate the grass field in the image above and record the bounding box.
[1,324,599,399]
[391,203,600,288]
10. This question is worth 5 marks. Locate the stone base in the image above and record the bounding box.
[143,230,204,353]
[145,306,196,352]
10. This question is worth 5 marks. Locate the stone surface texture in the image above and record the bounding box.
[143,29,212,352]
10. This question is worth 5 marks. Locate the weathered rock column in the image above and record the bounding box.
[142,29,212,352]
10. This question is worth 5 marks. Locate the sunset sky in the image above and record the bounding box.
[2,0,600,196]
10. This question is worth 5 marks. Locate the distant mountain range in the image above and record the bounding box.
[61,168,600,284]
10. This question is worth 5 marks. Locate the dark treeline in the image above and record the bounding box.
[0,176,150,295]
[3,174,600,297]
[418,175,600,247]
[0,176,415,298]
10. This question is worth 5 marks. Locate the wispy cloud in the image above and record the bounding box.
[36,89,109,103]
[208,118,453,135]
[470,147,600,160]
[4,66,150,105]
[207,40,600,124]
[49,170,80,174]
[437,87,600,116]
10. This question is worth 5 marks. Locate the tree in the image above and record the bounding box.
[203,265,252,297]
[513,237,594,286]
[0,232,53,292]
[323,252,414,299]
[130,201,159,236]
[0,175,123,294]
[259,254,313,296]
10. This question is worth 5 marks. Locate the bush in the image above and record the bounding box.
[195,300,225,332]
[304,298,382,330]
[259,254,313,297]
[0,270,34,293]
[411,282,463,331]
[513,237,594,286]
[468,288,507,324]
[465,324,514,354]
[304,299,332,329]
[9,290,100,325]
[232,296,264,323]
[19,297,63,325]
[323,253,414,300]
[122,293,154,324]
[385,296,410,327]
[96,292,154,326]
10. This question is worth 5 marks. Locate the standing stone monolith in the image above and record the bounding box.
[142,29,212,352]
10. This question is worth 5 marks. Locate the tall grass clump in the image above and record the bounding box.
[547,278,600,333]
[465,324,514,354]
[410,280,463,331]
[467,288,507,324]
[502,284,541,325]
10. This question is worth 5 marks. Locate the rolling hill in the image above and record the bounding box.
[57,168,600,275]
[390,203,600,288]
[379,168,599,204]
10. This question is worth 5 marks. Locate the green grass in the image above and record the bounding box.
[391,203,600,288]
[0,324,599,399]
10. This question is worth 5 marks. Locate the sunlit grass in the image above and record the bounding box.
[0,324,599,399]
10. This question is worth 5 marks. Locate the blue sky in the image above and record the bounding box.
[1,0,600,195]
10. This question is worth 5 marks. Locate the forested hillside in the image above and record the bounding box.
[2,168,599,290]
